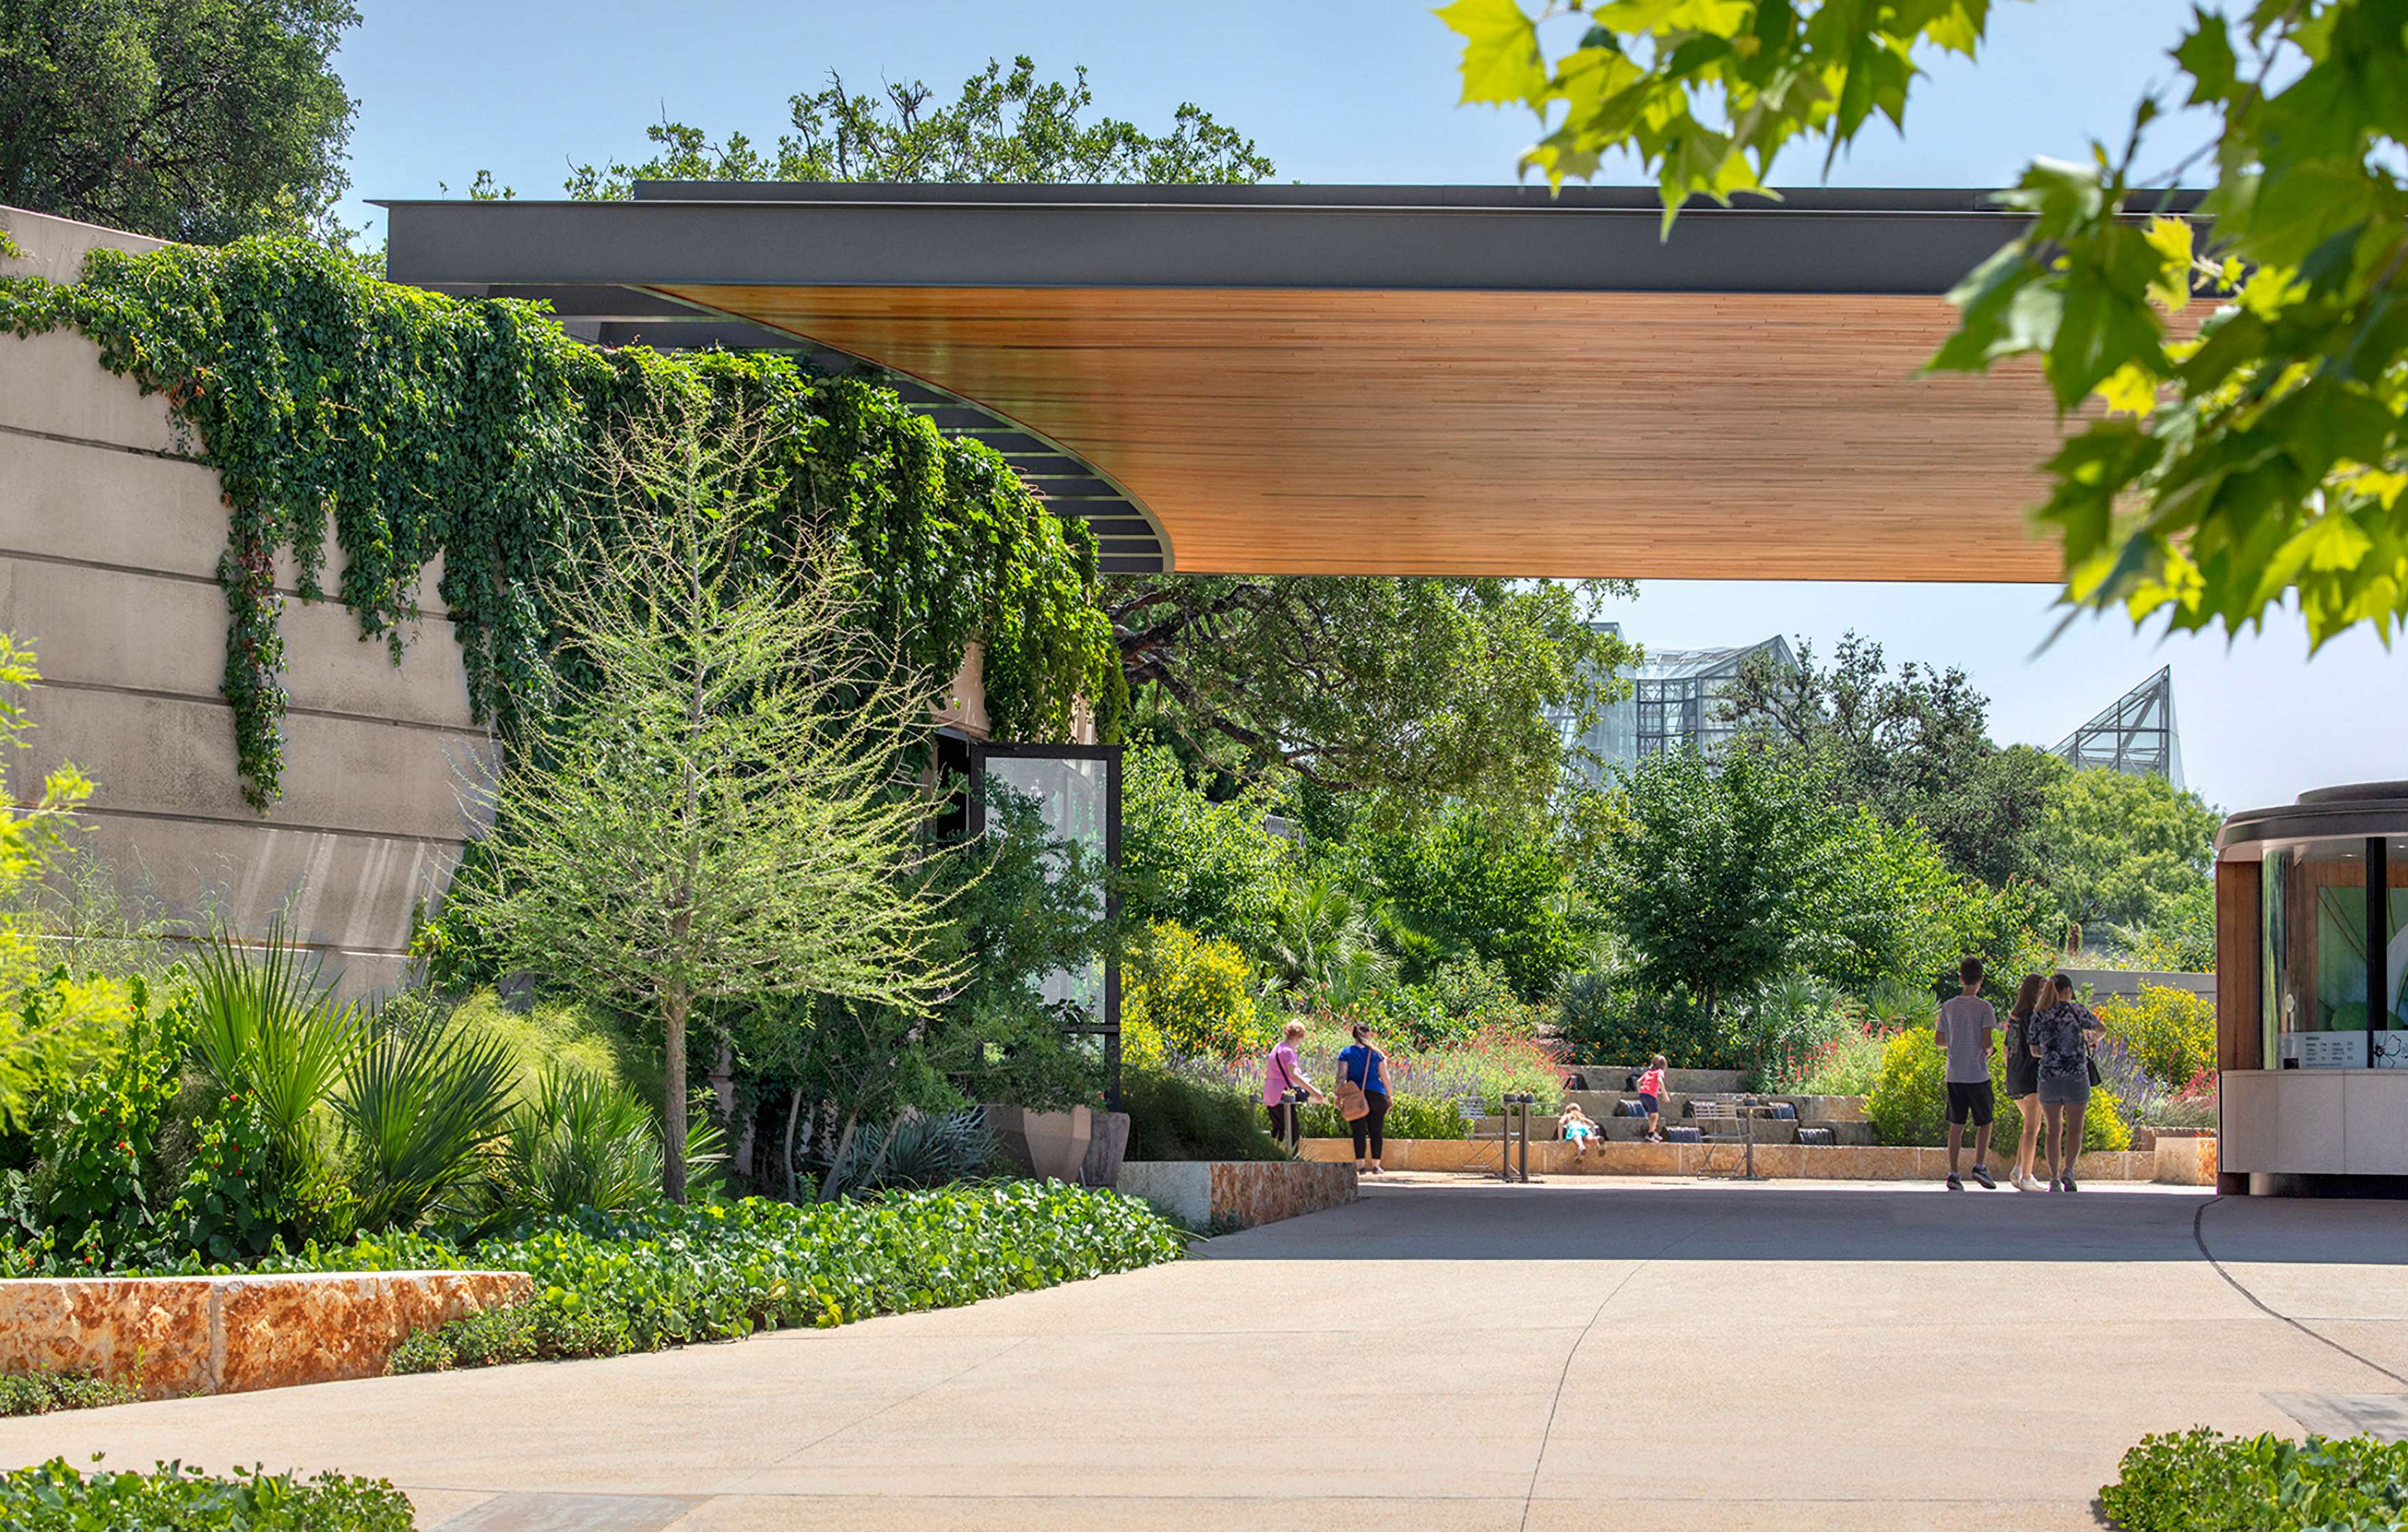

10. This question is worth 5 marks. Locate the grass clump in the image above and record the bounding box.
[1121,1067,1289,1162]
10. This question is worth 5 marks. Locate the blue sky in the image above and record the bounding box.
[334,0,2406,813]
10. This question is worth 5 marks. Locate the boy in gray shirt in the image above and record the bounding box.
[1934,955,1998,1190]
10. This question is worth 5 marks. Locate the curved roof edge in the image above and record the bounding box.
[2218,782,2408,858]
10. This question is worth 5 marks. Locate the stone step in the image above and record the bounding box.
[1298,1135,2219,1184]
[1560,1090,1869,1125]
[1471,1115,1879,1148]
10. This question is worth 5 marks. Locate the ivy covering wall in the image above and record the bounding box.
[0,238,1123,808]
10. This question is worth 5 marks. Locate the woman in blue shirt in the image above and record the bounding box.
[1335,1022,1391,1174]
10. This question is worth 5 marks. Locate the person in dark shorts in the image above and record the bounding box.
[2002,975,2047,1191]
[1933,955,2000,1190]
[2029,973,2106,1191]
[1634,1054,1669,1142]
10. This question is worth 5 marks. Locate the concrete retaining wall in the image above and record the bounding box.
[1116,1160,1358,1230]
[0,205,493,994]
[0,1270,529,1399]
[1301,1135,2219,1185]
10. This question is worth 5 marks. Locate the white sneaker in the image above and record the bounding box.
[2015,1173,2046,1192]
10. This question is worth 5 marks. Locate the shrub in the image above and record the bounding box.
[0,1369,136,1416]
[1556,975,1736,1070]
[2100,1428,2408,1532]
[819,1109,997,1200]
[1762,1023,1886,1098]
[441,986,642,1102]
[2095,985,2217,1089]
[364,1183,1181,1369]
[1121,1066,1288,1161]
[1298,1094,1469,1140]
[1866,1029,2129,1152]
[8,975,195,1269]
[0,1458,413,1530]
[488,1067,664,1221]
[1122,921,1268,1065]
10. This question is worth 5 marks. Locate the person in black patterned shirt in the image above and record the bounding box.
[2027,973,2106,1192]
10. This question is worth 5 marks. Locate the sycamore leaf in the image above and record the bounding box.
[1439,0,1547,105]
[2143,215,2196,312]
[2095,362,2162,417]
[2173,9,2239,104]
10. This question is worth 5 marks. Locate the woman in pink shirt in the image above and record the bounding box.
[1261,1021,1324,1150]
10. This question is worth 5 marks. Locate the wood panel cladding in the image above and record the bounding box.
[2216,856,2262,1073]
[661,284,2073,579]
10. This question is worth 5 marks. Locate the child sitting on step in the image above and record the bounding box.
[1559,1101,1599,1159]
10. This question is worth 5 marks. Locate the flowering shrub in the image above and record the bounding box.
[2095,985,2217,1089]
[1173,1012,1564,1131]
[1866,1029,2128,1152]
[3,976,191,1271]
[1121,921,1267,1066]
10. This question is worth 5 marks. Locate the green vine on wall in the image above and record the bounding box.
[0,239,1121,808]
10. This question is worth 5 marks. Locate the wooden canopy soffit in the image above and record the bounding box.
[375,187,2168,580]
[657,282,2065,581]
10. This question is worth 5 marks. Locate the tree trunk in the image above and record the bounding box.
[664,983,690,1204]
[782,1089,806,1203]
[818,1111,861,1204]
[663,566,705,1206]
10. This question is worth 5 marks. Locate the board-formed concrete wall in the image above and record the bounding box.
[0,205,492,993]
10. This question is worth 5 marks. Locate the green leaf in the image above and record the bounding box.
[1437,0,1547,105]
[2172,8,2238,104]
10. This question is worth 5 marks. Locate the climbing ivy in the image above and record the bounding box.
[0,237,1119,807]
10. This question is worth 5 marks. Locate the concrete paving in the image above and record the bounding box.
[3,1176,2405,1531]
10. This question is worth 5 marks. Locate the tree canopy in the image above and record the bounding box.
[1440,0,2408,650]
[1722,631,2058,887]
[529,56,1272,199]
[1113,574,1637,813]
[2037,765,2221,934]
[0,0,357,243]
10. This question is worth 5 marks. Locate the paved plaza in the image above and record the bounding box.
[3,1178,2404,1531]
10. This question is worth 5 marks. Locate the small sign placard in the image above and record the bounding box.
[2283,1031,2370,1070]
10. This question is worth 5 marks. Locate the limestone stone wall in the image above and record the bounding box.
[0,205,492,993]
[0,1270,530,1398]
[1115,1160,1359,1229]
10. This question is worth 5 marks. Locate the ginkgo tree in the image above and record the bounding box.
[1439,0,2408,650]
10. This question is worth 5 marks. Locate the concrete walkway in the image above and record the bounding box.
[4,1178,2405,1531]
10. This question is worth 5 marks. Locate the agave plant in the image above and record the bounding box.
[818,1108,995,1201]
[337,1018,518,1231]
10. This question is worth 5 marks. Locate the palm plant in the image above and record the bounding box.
[1268,873,1388,993]
[187,921,362,1203]
[337,1019,518,1231]
[490,1067,664,1221]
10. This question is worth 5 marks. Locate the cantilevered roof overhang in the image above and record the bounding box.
[382,184,2151,579]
